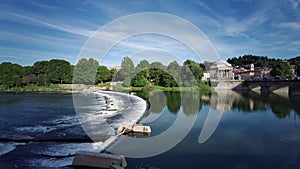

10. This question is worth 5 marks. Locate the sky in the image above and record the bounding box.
[0,0,300,66]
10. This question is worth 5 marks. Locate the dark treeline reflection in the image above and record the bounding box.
[137,90,202,115]
[137,89,300,119]
[203,90,300,119]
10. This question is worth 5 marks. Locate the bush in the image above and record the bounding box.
[131,75,149,87]
[122,77,131,87]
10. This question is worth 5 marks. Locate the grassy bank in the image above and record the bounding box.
[111,82,212,92]
[0,84,72,93]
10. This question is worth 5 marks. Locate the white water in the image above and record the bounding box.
[23,90,147,168]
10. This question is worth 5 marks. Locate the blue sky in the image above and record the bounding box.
[0,0,300,66]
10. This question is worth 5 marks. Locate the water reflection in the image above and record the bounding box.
[138,89,300,120]
[207,90,300,120]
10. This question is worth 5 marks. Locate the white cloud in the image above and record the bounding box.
[0,11,95,37]
[277,22,300,29]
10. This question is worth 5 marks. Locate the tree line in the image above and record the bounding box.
[0,59,74,90]
[227,54,300,78]
[3,54,298,90]
[116,57,204,87]
[73,56,205,88]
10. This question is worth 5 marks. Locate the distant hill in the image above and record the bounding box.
[227,55,281,69]
[288,56,300,65]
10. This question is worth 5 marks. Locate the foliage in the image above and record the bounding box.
[136,60,150,73]
[227,54,281,69]
[73,58,99,84]
[48,59,72,84]
[96,66,111,83]
[167,61,181,81]
[122,77,131,87]
[270,61,295,78]
[183,60,203,83]
[118,56,135,81]
[0,62,23,89]
[198,82,211,91]
[131,72,149,87]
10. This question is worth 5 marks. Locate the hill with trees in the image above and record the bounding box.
[227,54,281,69]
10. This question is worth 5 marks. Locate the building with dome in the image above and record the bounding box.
[207,59,234,80]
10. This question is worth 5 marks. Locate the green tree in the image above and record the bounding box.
[136,60,150,79]
[0,62,23,89]
[48,59,72,84]
[150,61,166,71]
[118,56,135,80]
[122,77,131,87]
[96,66,111,84]
[136,60,150,72]
[73,58,99,84]
[159,71,178,87]
[183,60,203,83]
[33,60,49,86]
[167,61,181,81]
[131,72,149,87]
[271,61,295,78]
[22,66,34,76]
[180,65,195,87]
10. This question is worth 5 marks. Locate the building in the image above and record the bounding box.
[233,64,272,80]
[233,63,255,80]
[108,65,121,70]
[202,72,210,81]
[207,59,234,80]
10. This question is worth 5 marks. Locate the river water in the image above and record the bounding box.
[1,90,300,169]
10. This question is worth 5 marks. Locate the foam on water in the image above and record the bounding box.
[14,115,80,134]
[0,91,147,168]
[0,142,26,156]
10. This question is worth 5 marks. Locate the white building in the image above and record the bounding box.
[207,59,234,80]
[202,72,210,81]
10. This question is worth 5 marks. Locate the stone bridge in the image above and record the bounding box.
[210,80,300,97]
[239,80,300,96]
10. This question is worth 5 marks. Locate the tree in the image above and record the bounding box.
[136,60,150,79]
[297,63,300,77]
[167,61,181,81]
[0,62,23,89]
[122,77,131,87]
[131,72,149,87]
[227,54,280,69]
[33,61,49,86]
[159,71,178,87]
[96,66,111,84]
[48,59,72,84]
[118,56,135,80]
[136,60,150,72]
[73,58,99,84]
[183,60,203,83]
[271,61,295,78]
[150,61,166,71]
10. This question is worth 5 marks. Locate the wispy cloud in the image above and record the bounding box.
[0,12,95,37]
[288,0,300,9]
[277,22,300,29]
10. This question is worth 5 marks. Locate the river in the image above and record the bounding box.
[1,90,300,169]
